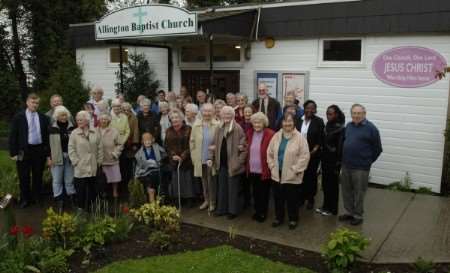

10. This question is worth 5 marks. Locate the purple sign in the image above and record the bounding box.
[372,46,447,88]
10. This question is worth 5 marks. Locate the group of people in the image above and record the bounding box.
[8,82,382,229]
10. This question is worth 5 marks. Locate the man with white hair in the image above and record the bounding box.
[252,83,281,130]
[339,104,382,226]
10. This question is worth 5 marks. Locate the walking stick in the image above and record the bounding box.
[177,160,182,213]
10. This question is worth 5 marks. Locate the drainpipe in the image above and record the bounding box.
[208,33,214,99]
[119,41,124,95]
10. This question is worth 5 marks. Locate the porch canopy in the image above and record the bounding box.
[68,5,256,94]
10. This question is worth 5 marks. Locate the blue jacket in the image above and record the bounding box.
[342,119,382,170]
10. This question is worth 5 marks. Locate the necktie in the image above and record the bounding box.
[261,99,266,114]
[29,112,39,144]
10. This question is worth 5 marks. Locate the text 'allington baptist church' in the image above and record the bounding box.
[98,18,195,35]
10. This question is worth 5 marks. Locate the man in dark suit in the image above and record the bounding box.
[252,83,281,130]
[9,93,50,208]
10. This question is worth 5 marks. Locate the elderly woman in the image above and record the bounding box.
[159,101,171,142]
[98,113,124,203]
[240,105,254,133]
[69,111,103,211]
[121,102,140,197]
[208,106,247,219]
[48,106,76,212]
[226,92,237,108]
[190,103,220,211]
[246,112,275,222]
[213,99,226,121]
[138,98,161,143]
[267,112,310,229]
[185,103,199,127]
[166,91,177,109]
[298,100,325,210]
[111,99,130,144]
[165,109,195,205]
[235,93,248,126]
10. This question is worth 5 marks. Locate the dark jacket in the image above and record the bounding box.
[342,119,382,170]
[252,97,281,130]
[246,128,275,180]
[9,110,50,157]
[49,120,76,165]
[322,121,345,166]
[164,125,192,169]
[298,115,325,158]
[137,111,161,143]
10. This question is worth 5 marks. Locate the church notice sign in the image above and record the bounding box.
[372,46,447,88]
[95,5,197,40]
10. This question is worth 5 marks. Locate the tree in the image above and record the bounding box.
[115,53,160,103]
[41,52,89,116]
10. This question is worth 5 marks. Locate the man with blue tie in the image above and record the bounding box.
[9,93,50,208]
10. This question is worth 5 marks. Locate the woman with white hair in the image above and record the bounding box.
[190,103,220,211]
[164,109,195,205]
[159,101,171,142]
[48,106,76,212]
[184,103,199,127]
[208,106,247,219]
[137,98,161,143]
[213,99,226,121]
[245,112,275,222]
[98,113,124,205]
[69,111,103,211]
[235,93,248,126]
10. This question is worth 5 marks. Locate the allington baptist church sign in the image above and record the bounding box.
[95,5,198,40]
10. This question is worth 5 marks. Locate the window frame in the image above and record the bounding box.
[178,42,244,69]
[108,47,129,66]
[317,37,365,68]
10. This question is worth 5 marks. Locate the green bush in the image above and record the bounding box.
[42,207,77,249]
[130,199,180,233]
[115,52,160,103]
[322,228,370,273]
[128,179,147,209]
[75,215,117,261]
[414,257,435,273]
[37,248,72,273]
[0,166,19,199]
[0,69,21,119]
[148,230,173,251]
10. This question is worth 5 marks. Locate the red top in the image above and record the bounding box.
[246,128,275,180]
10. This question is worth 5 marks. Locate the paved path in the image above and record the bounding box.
[181,187,450,263]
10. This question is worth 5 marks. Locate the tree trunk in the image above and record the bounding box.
[9,2,29,101]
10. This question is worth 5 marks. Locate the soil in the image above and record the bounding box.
[69,224,450,273]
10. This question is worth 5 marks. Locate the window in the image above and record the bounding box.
[213,44,241,62]
[319,38,364,67]
[109,48,128,63]
[181,45,207,62]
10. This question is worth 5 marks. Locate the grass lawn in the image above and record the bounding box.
[94,245,316,273]
[0,150,14,169]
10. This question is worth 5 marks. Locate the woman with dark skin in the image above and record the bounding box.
[298,100,325,210]
[316,105,345,216]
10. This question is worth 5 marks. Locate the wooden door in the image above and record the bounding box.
[181,70,240,100]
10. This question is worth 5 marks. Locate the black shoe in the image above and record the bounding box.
[227,214,237,220]
[271,220,283,228]
[18,200,30,209]
[350,218,363,226]
[213,212,227,217]
[288,221,298,230]
[338,214,354,222]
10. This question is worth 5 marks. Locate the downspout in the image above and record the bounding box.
[208,33,214,99]
[119,40,124,95]
[255,6,262,41]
